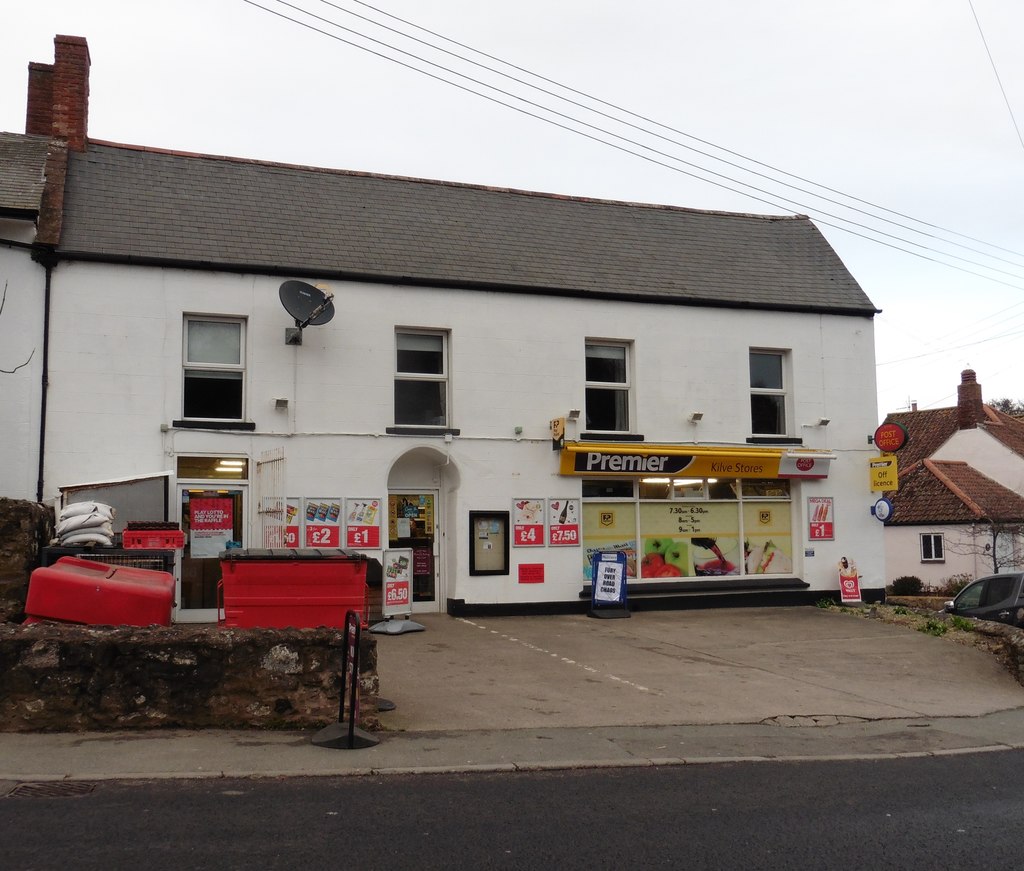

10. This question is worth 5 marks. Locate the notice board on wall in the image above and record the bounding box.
[470,511,509,575]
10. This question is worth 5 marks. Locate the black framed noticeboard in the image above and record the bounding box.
[469,511,510,576]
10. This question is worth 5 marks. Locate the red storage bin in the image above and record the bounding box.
[218,548,377,629]
[25,557,175,626]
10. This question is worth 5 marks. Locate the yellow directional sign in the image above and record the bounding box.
[869,455,898,491]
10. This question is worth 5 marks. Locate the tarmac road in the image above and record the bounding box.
[2,606,1023,783]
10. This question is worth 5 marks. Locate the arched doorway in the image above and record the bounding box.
[386,446,460,613]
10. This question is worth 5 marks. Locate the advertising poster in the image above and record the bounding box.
[382,548,413,618]
[743,503,794,574]
[285,497,301,548]
[345,498,381,549]
[582,503,636,581]
[304,497,341,547]
[190,496,234,557]
[639,502,740,579]
[808,497,834,541]
[512,498,545,547]
[547,498,580,546]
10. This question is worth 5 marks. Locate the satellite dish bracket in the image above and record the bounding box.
[279,281,336,346]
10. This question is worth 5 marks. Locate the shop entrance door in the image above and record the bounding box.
[177,486,246,623]
[388,491,440,612]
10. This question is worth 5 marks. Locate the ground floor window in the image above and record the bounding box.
[582,478,793,581]
[920,533,944,562]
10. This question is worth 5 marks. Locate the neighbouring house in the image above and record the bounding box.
[1,35,886,621]
[882,369,1024,588]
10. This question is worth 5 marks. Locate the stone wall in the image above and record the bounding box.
[0,498,53,622]
[0,623,380,732]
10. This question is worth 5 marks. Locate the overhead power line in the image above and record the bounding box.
[243,0,1024,294]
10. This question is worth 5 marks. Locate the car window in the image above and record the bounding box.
[982,576,1016,607]
[956,580,985,609]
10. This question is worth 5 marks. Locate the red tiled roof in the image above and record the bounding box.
[884,404,1024,466]
[882,408,959,468]
[887,459,1024,525]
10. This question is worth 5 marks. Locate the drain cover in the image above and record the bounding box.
[9,781,96,798]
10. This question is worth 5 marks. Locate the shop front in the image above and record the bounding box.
[561,444,833,590]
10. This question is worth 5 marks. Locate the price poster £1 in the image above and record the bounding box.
[303,497,341,547]
[345,498,382,549]
[547,498,580,546]
[512,498,545,547]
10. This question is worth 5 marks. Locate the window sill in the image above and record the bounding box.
[746,436,803,445]
[580,432,645,442]
[172,419,256,431]
[386,426,461,437]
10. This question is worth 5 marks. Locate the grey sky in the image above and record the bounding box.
[3,1,1022,420]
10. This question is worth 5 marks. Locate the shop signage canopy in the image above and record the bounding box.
[559,444,833,479]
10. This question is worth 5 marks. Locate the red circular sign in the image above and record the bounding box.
[874,422,908,452]
[795,458,815,472]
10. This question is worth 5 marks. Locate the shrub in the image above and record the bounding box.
[889,576,924,596]
[933,573,973,597]
[948,615,975,632]
[815,597,835,609]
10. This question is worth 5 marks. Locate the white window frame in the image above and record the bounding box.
[585,340,632,433]
[749,349,789,436]
[394,329,450,428]
[182,316,246,422]
[920,532,945,563]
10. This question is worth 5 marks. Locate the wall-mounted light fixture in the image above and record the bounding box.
[816,417,831,427]
[274,397,289,410]
[688,411,704,423]
[567,409,581,421]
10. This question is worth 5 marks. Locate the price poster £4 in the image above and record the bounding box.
[512,498,545,547]
[547,498,580,546]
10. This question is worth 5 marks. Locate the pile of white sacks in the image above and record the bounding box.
[55,502,116,547]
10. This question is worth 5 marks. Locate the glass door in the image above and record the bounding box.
[175,455,248,622]
[388,491,439,612]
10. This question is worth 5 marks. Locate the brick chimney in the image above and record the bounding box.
[25,35,90,151]
[957,369,984,430]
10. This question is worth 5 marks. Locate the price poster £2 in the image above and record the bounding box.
[303,497,341,547]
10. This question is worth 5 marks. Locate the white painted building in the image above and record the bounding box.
[1,35,886,621]
[881,371,1024,588]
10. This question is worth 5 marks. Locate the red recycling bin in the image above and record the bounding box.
[25,556,175,626]
[218,548,377,629]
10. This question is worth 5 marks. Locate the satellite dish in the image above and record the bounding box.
[279,281,335,344]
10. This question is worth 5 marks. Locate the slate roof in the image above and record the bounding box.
[54,141,878,314]
[888,459,1024,526]
[0,132,51,215]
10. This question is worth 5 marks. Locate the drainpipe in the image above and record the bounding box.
[35,253,54,503]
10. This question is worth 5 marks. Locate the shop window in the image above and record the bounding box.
[582,479,634,499]
[395,330,448,427]
[741,479,790,499]
[183,317,245,420]
[750,350,788,435]
[585,342,630,432]
[920,533,944,562]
